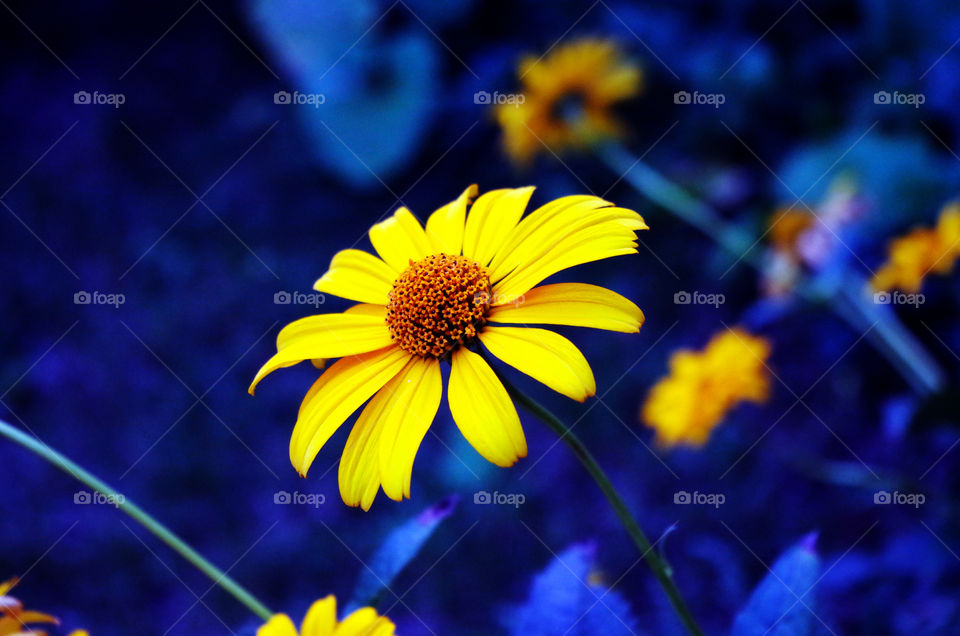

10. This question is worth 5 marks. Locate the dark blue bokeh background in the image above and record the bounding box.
[4,1,960,634]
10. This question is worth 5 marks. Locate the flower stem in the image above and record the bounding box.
[498,378,705,636]
[0,419,274,622]
[596,141,944,396]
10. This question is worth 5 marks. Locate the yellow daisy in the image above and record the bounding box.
[258,596,393,636]
[0,577,58,636]
[872,202,960,293]
[251,185,647,509]
[641,328,771,447]
[495,38,642,164]
[767,207,814,260]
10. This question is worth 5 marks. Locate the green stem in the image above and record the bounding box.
[597,141,944,396]
[833,279,944,394]
[0,419,274,621]
[498,377,705,636]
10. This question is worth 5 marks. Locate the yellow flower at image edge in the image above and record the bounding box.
[251,184,647,510]
[496,38,642,164]
[258,596,393,636]
[0,577,87,636]
[642,329,771,448]
[872,203,960,293]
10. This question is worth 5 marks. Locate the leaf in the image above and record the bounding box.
[249,0,438,187]
[347,495,458,610]
[500,542,640,636]
[731,533,829,636]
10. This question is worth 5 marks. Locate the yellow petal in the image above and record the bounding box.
[492,213,643,299]
[300,595,337,636]
[369,207,433,272]
[290,346,410,476]
[257,614,299,636]
[488,283,644,333]
[488,195,614,280]
[339,390,389,511]
[335,608,395,636]
[462,187,535,266]
[313,249,397,305]
[449,348,527,467]
[249,314,394,394]
[0,578,16,596]
[305,304,388,373]
[9,609,58,624]
[377,356,443,501]
[343,303,388,318]
[68,631,91,636]
[480,327,596,401]
[426,184,477,255]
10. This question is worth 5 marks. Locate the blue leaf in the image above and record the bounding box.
[249,0,438,186]
[731,533,829,636]
[501,542,640,636]
[347,495,458,610]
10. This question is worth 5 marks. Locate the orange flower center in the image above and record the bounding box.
[386,254,492,358]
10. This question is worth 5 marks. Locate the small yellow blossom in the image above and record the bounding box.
[258,596,394,636]
[872,203,960,293]
[495,39,642,164]
[768,207,815,259]
[0,577,58,635]
[642,329,772,447]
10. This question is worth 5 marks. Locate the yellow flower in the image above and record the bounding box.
[767,207,814,259]
[251,185,647,509]
[641,329,771,447]
[0,577,58,636]
[872,203,960,293]
[257,596,393,636]
[495,39,642,164]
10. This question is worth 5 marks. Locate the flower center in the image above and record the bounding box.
[550,90,588,123]
[386,254,492,358]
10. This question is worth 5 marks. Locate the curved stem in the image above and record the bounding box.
[596,141,944,396]
[497,377,705,636]
[833,279,944,394]
[0,419,274,622]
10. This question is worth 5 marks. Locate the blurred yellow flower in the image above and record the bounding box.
[642,329,771,447]
[0,577,58,635]
[496,39,642,164]
[258,596,393,636]
[872,203,960,293]
[768,207,814,259]
[252,185,646,509]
